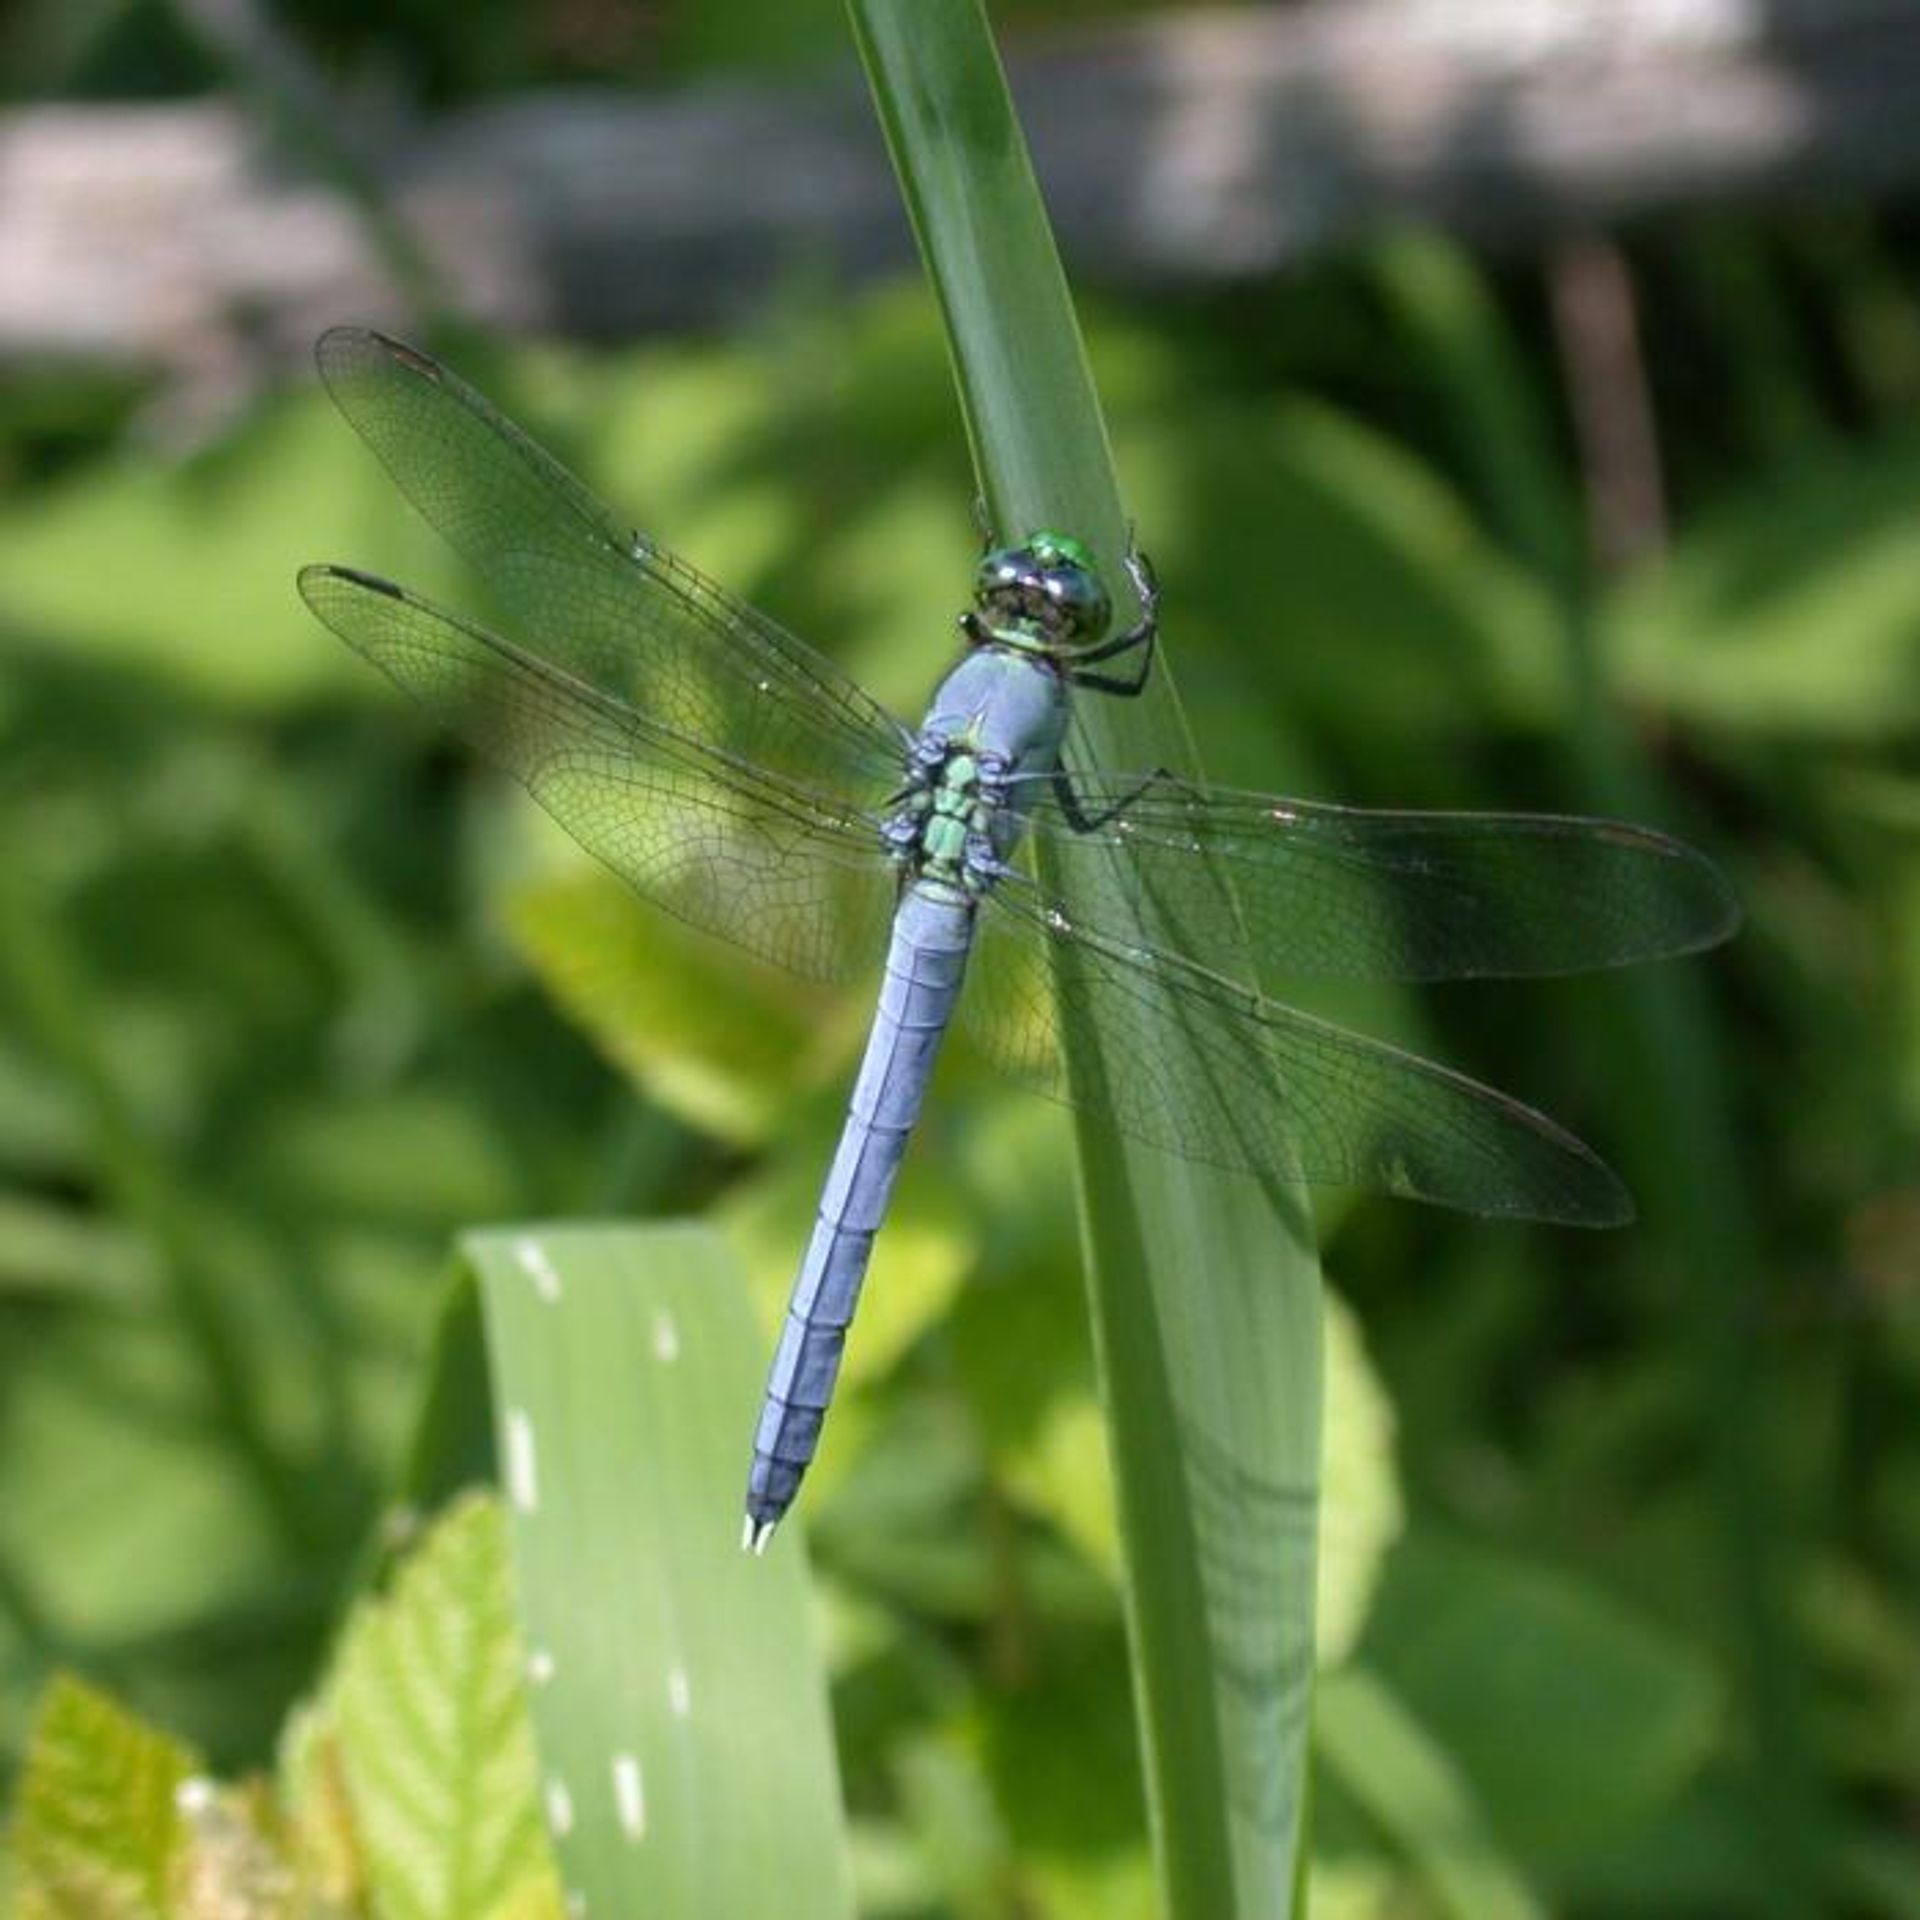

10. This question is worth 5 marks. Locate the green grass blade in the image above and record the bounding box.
[463,1223,854,1920]
[845,7,1323,1913]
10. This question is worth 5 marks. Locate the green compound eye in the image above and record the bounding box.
[973,534,1111,641]
[1031,530,1093,572]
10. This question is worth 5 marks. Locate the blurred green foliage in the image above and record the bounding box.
[3,3,1920,1915]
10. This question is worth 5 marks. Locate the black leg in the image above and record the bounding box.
[1069,665,1153,697]
[1048,764,1180,834]
[971,495,997,553]
[1068,539,1160,695]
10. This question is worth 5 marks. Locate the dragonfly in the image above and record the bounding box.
[299,327,1738,1550]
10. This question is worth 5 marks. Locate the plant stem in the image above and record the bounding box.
[846,6,1322,1912]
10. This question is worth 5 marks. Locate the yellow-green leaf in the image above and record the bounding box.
[10,1674,197,1920]
[319,1493,561,1920]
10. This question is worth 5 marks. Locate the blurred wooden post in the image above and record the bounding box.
[6,0,1920,378]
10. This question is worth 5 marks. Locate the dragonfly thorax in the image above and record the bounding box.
[896,644,1073,897]
[891,741,1003,897]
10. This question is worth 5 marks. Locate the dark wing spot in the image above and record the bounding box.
[327,565,406,600]
[379,334,443,382]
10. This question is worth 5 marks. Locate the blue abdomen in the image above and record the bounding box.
[744,885,975,1544]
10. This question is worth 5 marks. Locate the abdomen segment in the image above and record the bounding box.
[744,886,974,1548]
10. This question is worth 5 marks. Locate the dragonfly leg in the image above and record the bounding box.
[971,494,998,553]
[1048,764,1181,834]
[1067,538,1159,696]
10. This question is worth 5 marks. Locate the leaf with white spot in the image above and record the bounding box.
[321,1492,564,1920]
[465,1224,855,1919]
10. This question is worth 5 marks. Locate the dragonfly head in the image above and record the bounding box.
[971,532,1111,656]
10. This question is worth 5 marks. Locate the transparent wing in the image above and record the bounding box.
[315,326,912,801]
[965,869,1631,1226]
[300,565,898,982]
[1011,773,1739,981]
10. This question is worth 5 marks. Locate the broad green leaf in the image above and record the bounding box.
[0,1192,153,1302]
[0,398,371,710]
[1314,1664,1544,1920]
[464,1223,854,1920]
[1149,396,1567,740]
[10,1673,196,1920]
[1604,440,1920,741]
[1303,1856,1404,1920]
[383,1265,499,1549]
[1360,1528,1721,1863]
[504,868,850,1147]
[319,1492,561,1920]
[1316,1290,1404,1669]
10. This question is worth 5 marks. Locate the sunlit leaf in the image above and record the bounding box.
[1316,1289,1404,1669]
[504,868,849,1147]
[1605,441,1920,741]
[279,1703,367,1914]
[1360,1529,1721,1862]
[1314,1665,1544,1920]
[10,1673,196,1920]
[465,1223,854,1919]
[319,1492,562,1920]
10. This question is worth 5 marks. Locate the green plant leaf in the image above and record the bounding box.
[1316,1289,1404,1670]
[1359,1528,1721,1863]
[0,397,370,711]
[503,869,849,1148]
[9,1673,197,1920]
[280,1702,368,1914]
[1143,396,1568,743]
[0,1192,154,1303]
[318,1491,561,1920]
[1314,1664,1545,1920]
[1603,440,1920,742]
[845,7,1324,1914]
[464,1222,854,1920]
